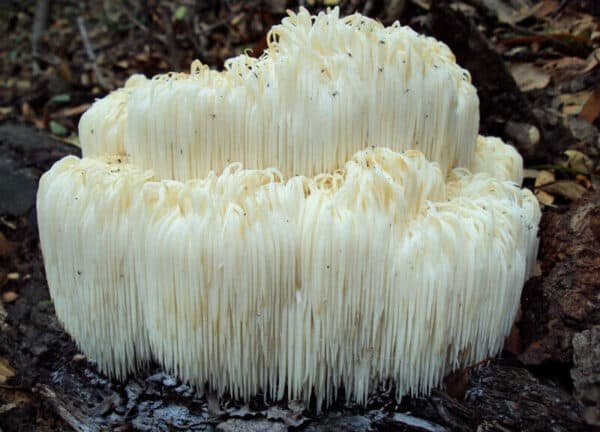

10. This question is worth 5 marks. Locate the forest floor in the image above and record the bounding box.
[0,1,599,431]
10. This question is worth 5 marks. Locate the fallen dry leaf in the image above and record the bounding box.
[534,0,559,18]
[543,56,590,82]
[582,48,600,74]
[509,63,551,92]
[576,174,592,189]
[535,170,556,187]
[564,150,593,174]
[547,10,597,39]
[536,190,556,206]
[544,48,600,84]
[523,168,540,179]
[535,170,556,205]
[540,180,587,200]
[486,0,538,25]
[0,358,15,384]
[560,91,592,116]
[1,292,18,303]
[579,86,600,123]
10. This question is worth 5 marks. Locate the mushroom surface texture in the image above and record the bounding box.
[37,7,540,409]
[78,7,479,180]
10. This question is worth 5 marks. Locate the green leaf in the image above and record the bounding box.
[174,6,187,21]
[49,121,68,136]
[49,93,71,104]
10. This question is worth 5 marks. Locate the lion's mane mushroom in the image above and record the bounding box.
[37,7,540,409]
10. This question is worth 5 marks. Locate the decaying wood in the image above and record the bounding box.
[36,385,97,432]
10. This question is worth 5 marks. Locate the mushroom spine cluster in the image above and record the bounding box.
[38,8,540,408]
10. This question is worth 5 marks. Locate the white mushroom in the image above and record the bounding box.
[78,74,148,157]
[471,135,524,183]
[38,7,540,410]
[79,8,479,180]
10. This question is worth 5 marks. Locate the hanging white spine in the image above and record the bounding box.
[38,148,540,407]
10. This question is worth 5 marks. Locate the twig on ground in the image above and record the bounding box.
[76,16,111,91]
[36,384,98,432]
[31,0,51,74]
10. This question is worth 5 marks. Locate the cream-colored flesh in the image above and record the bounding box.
[38,148,539,407]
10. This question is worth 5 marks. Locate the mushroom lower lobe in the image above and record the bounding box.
[38,147,539,407]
